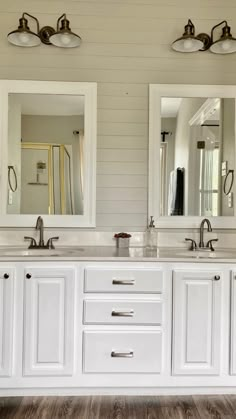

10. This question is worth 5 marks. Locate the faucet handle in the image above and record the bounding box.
[46,236,59,249]
[185,238,197,251]
[24,236,37,249]
[206,238,218,251]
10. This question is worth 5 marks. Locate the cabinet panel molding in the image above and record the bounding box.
[172,270,222,376]
[23,267,76,377]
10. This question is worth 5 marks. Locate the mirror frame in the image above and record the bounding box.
[149,84,236,228]
[0,79,97,227]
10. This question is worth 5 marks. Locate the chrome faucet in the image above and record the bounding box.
[36,216,44,247]
[199,218,212,248]
[24,216,59,249]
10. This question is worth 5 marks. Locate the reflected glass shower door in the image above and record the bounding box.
[21,144,52,214]
[21,143,74,215]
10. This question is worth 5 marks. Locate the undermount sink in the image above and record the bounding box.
[175,250,236,259]
[0,247,84,257]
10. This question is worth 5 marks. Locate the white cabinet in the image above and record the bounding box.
[23,267,76,377]
[0,259,234,395]
[172,270,222,376]
[231,273,236,375]
[0,269,14,377]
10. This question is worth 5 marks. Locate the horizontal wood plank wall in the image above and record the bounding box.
[1,0,236,230]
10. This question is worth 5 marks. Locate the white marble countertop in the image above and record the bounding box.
[0,246,235,263]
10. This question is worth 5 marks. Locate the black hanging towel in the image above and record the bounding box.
[168,168,184,216]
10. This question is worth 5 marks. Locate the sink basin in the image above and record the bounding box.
[175,250,236,259]
[0,247,84,257]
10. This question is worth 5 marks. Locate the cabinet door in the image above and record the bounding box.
[172,270,222,375]
[230,274,236,375]
[23,267,75,377]
[0,269,14,377]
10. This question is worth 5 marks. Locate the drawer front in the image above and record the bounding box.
[84,299,162,325]
[83,331,162,373]
[84,268,163,293]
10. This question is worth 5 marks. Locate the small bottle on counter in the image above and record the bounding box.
[145,216,157,250]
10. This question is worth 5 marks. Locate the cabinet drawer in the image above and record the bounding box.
[83,299,162,325]
[83,331,162,373]
[84,268,163,293]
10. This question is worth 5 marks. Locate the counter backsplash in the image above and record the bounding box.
[0,228,235,249]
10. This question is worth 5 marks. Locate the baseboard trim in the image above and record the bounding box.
[1,387,236,397]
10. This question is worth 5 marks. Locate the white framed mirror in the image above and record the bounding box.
[149,84,236,228]
[0,80,97,227]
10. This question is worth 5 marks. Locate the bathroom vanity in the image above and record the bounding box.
[0,248,236,396]
[1,79,236,396]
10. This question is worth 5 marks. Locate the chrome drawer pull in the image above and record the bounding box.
[111,310,134,317]
[111,351,134,358]
[112,279,135,285]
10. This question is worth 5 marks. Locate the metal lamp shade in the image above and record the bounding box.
[8,29,41,47]
[50,31,81,48]
[210,37,236,54]
[172,36,204,52]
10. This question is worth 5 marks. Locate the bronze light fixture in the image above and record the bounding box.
[7,12,81,48]
[172,19,236,54]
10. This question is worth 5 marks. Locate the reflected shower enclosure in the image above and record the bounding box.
[21,143,79,215]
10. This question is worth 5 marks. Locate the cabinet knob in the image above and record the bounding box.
[26,273,32,279]
[214,275,220,281]
[3,273,9,279]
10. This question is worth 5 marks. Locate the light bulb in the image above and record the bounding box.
[19,32,30,44]
[183,39,193,50]
[221,40,231,51]
[60,34,71,45]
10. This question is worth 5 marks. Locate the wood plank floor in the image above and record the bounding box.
[1,395,236,418]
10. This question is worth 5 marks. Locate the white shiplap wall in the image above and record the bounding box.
[2,0,236,231]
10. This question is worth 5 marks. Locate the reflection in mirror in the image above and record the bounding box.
[8,93,84,215]
[160,97,235,217]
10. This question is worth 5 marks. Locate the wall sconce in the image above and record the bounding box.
[172,19,236,54]
[7,12,81,48]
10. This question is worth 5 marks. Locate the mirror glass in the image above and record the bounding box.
[8,93,84,215]
[160,96,235,217]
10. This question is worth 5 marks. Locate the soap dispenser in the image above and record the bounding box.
[145,216,157,250]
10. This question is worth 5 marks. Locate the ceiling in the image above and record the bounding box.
[161,97,182,118]
[9,93,85,116]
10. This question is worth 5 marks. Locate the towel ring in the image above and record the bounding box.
[8,166,17,192]
[223,169,234,195]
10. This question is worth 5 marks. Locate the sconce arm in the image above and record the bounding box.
[210,20,228,42]
[56,13,67,30]
[22,12,40,33]
[187,19,194,28]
